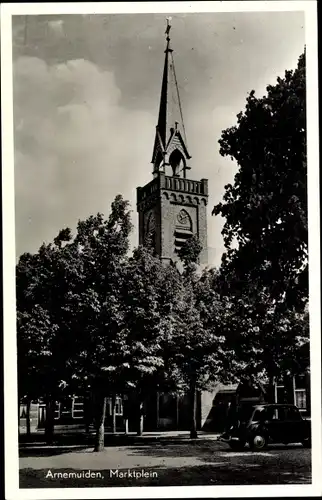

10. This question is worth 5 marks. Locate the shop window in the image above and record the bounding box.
[159,393,176,419]
[295,389,307,410]
[72,396,84,419]
[295,374,306,387]
[107,397,123,416]
[275,385,286,403]
[60,398,73,418]
[115,397,123,416]
[54,402,61,420]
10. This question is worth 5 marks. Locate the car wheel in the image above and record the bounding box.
[229,439,246,451]
[250,434,267,451]
[302,438,311,448]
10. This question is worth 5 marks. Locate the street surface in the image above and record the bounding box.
[19,436,311,487]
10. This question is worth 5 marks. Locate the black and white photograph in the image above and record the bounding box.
[1,1,321,498]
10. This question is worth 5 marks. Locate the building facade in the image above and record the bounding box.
[19,372,310,434]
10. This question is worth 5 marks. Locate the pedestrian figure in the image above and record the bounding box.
[220,400,237,440]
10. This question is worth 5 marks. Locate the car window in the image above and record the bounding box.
[271,409,278,420]
[263,407,278,420]
[252,409,263,421]
[252,407,276,421]
[276,407,287,421]
[252,406,301,422]
[285,407,302,421]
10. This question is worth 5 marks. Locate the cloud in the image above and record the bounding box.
[12,12,305,268]
[13,56,155,258]
[47,19,64,36]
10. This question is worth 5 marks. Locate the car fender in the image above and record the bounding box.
[303,419,311,438]
[248,423,269,441]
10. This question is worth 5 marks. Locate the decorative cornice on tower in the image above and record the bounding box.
[151,18,191,178]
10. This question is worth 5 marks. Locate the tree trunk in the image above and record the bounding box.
[189,379,198,439]
[156,392,160,430]
[26,398,31,437]
[111,394,117,434]
[268,376,276,403]
[94,396,107,452]
[282,373,294,404]
[136,399,144,436]
[176,394,179,431]
[45,399,55,445]
[84,397,91,434]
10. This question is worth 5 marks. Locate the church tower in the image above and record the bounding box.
[137,20,208,265]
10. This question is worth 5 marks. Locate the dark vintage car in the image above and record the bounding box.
[227,404,311,451]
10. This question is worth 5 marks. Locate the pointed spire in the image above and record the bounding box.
[151,18,191,178]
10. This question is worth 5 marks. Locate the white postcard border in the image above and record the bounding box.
[1,1,320,499]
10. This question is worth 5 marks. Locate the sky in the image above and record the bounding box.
[12,11,305,267]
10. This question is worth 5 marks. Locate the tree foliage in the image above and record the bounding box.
[16,195,133,448]
[218,285,309,381]
[115,246,185,433]
[177,233,203,271]
[213,52,307,312]
[169,238,231,437]
[213,51,309,382]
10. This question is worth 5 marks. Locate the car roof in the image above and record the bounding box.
[253,404,296,408]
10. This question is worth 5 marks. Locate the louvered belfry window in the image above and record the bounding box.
[174,209,192,253]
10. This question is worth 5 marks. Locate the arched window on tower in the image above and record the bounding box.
[174,209,193,254]
[169,149,185,177]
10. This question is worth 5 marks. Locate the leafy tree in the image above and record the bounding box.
[172,237,229,438]
[213,52,307,312]
[64,195,132,451]
[217,284,309,384]
[16,195,132,450]
[17,306,57,437]
[118,245,184,435]
[177,233,203,271]
[213,51,309,386]
[16,237,78,443]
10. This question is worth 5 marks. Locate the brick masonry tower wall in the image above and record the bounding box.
[137,172,208,265]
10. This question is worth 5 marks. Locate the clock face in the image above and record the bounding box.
[177,209,190,226]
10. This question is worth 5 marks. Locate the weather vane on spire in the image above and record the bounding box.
[165,16,172,40]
